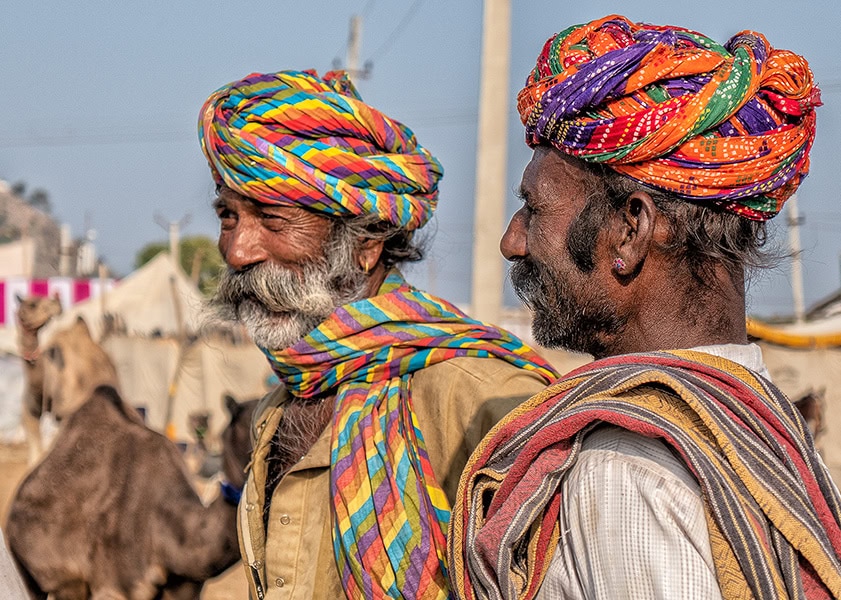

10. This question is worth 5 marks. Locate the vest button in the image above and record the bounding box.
[275,577,286,587]
[279,514,291,525]
[245,502,255,512]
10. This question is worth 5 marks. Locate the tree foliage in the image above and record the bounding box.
[135,235,224,296]
[27,188,52,214]
[8,181,52,214]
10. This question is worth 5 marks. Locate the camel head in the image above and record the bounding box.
[220,394,258,490]
[41,317,120,420]
[16,292,62,332]
[794,388,826,441]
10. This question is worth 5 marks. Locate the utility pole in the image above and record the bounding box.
[335,15,371,80]
[154,213,191,271]
[787,194,806,323]
[348,15,362,76]
[59,224,72,276]
[470,0,511,324]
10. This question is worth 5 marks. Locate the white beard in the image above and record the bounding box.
[206,232,367,350]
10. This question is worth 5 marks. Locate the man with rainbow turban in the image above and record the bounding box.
[447,15,841,600]
[198,70,558,600]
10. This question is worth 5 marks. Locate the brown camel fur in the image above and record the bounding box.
[6,318,241,600]
[15,293,62,464]
[219,394,259,491]
[794,388,826,442]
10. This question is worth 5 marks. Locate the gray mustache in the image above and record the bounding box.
[213,264,335,316]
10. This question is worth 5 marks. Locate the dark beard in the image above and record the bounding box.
[510,256,625,357]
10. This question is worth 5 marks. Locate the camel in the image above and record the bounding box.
[183,410,222,480]
[219,394,259,491]
[15,293,62,464]
[794,388,826,442]
[5,317,242,600]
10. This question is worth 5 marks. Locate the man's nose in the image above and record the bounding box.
[221,222,268,271]
[500,209,528,261]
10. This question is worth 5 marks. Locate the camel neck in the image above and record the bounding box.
[17,327,40,357]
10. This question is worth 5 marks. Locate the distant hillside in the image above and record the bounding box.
[0,183,60,277]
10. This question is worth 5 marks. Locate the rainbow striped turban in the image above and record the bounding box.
[199,70,442,230]
[518,15,822,220]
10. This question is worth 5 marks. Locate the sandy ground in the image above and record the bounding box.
[0,441,247,599]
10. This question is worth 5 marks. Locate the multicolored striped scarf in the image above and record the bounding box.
[263,271,558,599]
[518,15,821,220]
[449,350,841,600]
[198,70,442,230]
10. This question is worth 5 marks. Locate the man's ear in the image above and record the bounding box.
[356,238,385,274]
[610,191,657,276]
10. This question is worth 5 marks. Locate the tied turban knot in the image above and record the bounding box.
[199,70,443,230]
[518,15,822,220]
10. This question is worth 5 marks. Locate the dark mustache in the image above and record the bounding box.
[510,257,552,309]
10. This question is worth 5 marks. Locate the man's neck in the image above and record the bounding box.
[601,268,748,359]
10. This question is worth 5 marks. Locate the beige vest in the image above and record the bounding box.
[237,356,548,599]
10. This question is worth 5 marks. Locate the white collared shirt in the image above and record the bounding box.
[536,344,769,600]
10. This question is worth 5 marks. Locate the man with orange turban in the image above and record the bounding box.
[199,70,558,599]
[448,16,841,599]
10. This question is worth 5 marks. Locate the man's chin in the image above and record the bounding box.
[242,311,321,350]
[207,299,319,349]
[531,315,574,352]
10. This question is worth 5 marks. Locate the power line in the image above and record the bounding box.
[804,210,841,221]
[0,104,489,148]
[360,0,377,19]
[805,223,841,233]
[366,0,424,62]
[0,130,193,149]
[331,0,377,69]
[820,79,841,93]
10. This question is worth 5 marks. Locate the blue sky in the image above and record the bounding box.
[1,1,839,318]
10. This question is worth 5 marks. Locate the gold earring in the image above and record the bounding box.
[362,260,370,274]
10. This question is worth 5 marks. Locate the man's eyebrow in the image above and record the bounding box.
[515,186,530,202]
[212,197,227,210]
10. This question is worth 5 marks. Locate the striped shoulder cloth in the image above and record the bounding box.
[449,350,841,600]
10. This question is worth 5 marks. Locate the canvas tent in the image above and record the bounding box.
[44,251,205,341]
[41,252,272,443]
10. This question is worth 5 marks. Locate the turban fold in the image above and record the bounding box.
[199,70,442,230]
[518,15,821,220]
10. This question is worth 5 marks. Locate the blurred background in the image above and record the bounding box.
[1,1,840,597]
[1,0,839,316]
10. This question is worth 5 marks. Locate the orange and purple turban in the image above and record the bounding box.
[199,70,442,230]
[518,15,821,220]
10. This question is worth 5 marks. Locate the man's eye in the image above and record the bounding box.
[516,189,535,215]
[217,209,236,228]
[260,212,290,230]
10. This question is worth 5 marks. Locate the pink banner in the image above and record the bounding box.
[0,278,116,326]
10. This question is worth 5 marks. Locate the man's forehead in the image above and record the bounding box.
[215,187,287,210]
[521,146,589,197]
[215,185,257,205]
